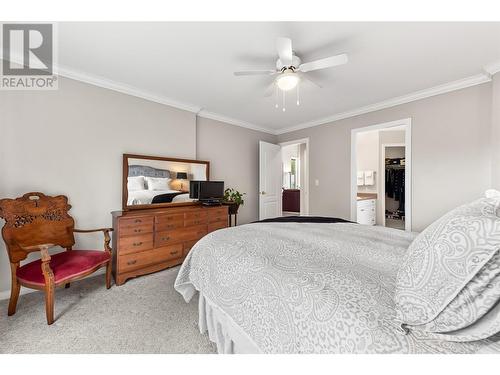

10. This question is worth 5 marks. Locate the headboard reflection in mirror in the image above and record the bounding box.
[122,154,210,210]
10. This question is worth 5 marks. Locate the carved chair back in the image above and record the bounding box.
[0,192,75,263]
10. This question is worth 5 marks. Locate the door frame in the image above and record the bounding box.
[279,137,310,215]
[350,118,412,231]
[381,143,406,228]
[259,141,283,220]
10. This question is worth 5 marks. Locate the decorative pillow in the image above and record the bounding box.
[127,176,145,191]
[145,177,171,191]
[394,191,500,340]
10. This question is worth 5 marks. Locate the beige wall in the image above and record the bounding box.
[356,130,379,194]
[278,83,493,232]
[0,76,274,298]
[492,73,500,189]
[196,117,277,225]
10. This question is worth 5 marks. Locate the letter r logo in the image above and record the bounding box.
[2,24,53,76]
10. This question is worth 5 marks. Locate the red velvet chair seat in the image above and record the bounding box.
[17,250,110,286]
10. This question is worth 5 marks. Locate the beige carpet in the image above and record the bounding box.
[0,266,216,354]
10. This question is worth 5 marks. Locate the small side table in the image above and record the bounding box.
[223,202,240,227]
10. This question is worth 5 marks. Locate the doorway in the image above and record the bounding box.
[259,139,309,220]
[279,138,309,217]
[350,119,412,231]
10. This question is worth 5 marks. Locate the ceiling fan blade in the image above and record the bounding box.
[298,53,348,73]
[298,73,322,89]
[276,37,293,66]
[234,70,276,76]
[263,82,276,97]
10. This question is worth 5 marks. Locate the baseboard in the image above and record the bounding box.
[0,268,106,301]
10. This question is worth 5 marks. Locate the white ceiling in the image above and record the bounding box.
[57,22,500,134]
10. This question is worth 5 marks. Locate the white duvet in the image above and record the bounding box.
[127,189,194,205]
[175,222,500,353]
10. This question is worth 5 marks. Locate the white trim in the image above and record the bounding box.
[3,53,494,136]
[0,286,36,301]
[58,64,203,113]
[276,74,490,135]
[485,60,500,76]
[0,268,106,301]
[279,137,310,215]
[350,118,412,231]
[197,110,275,134]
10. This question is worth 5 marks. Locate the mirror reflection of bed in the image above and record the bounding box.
[125,156,208,207]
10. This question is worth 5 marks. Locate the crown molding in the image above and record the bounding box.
[275,73,492,135]
[58,65,204,114]
[484,60,500,76]
[197,110,275,134]
[3,54,496,136]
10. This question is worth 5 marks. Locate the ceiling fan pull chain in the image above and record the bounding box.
[296,84,300,106]
[282,90,286,112]
[275,84,279,109]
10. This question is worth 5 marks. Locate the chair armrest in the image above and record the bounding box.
[18,243,55,261]
[74,228,113,234]
[74,228,113,253]
[18,243,55,285]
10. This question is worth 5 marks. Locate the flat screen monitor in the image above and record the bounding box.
[198,181,224,201]
[189,180,201,199]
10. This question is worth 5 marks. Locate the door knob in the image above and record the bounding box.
[261,191,266,195]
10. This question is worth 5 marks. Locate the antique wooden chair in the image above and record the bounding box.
[0,192,112,325]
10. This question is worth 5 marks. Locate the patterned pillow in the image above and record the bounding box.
[394,192,500,339]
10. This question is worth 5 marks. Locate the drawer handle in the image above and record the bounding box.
[127,260,137,265]
[134,219,142,223]
[133,242,143,246]
[170,251,179,256]
[134,229,142,233]
[194,220,202,224]
[161,236,170,241]
[360,209,365,212]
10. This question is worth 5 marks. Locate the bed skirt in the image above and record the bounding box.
[198,293,261,354]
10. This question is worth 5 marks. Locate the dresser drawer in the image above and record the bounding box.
[208,221,227,233]
[119,233,154,255]
[183,240,199,257]
[209,207,227,217]
[155,225,207,247]
[118,244,183,273]
[209,214,227,224]
[119,216,154,236]
[156,214,184,231]
[156,213,184,224]
[184,216,208,227]
[184,210,208,221]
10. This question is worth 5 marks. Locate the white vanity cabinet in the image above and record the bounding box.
[357,199,376,225]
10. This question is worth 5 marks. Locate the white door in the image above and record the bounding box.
[259,141,282,220]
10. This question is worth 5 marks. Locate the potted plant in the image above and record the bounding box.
[223,188,245,215]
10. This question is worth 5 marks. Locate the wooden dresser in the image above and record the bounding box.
[111,204,228,285]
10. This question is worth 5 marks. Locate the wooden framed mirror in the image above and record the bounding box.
[122,154,210,210]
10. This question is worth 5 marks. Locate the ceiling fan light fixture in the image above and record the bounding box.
[276,70,300,91]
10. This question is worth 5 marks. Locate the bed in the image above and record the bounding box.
[175,214,500,354]
[127,189,193,205]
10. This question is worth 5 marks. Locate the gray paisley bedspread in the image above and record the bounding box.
[174,222,500,353]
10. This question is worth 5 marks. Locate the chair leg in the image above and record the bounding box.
[8,263,20,316]
[8,278,20,316]
[44,282,55,325]
[106,261,112,289]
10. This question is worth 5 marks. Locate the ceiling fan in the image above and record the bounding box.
[234,37,348,109]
